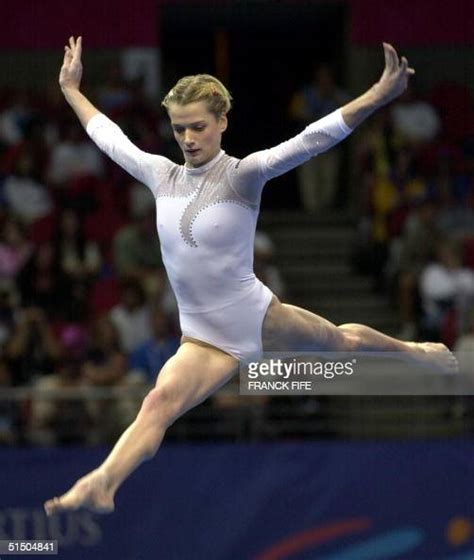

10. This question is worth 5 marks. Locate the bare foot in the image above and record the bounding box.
[408,342,459,374]
[44,469,115,516]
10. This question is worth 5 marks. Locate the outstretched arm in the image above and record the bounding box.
[60,36,99,129]
[341,42,415,129]
[59,36,171,193]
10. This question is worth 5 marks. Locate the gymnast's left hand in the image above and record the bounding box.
[373,43,415,106]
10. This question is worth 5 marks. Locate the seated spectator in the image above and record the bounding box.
[420,239,474,340]
[5,306,61,386]
[129,306,179,384]
[29,313,90,446]
[83,315,127,386]
[29,356,94,446]
[109,278,152,354]
[0,90,34,148]
[47,120,104,187]
[83,315,144,440]
[2,153,53,223]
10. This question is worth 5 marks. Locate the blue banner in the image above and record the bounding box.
[1,441,474,559]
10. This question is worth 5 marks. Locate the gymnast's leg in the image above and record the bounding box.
[44,341,237,515]
[262,297,457,372]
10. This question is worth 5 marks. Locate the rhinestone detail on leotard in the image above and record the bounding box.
[158,154,258,247]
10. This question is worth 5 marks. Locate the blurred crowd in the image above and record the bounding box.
[0,67,285,446]
[353,82,474,354]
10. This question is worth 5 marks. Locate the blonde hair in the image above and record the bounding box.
[161,74,232,118]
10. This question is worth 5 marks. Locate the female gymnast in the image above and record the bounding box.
[44,37,456,515]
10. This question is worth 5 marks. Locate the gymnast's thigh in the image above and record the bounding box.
[153,340,239,418]
[261,297,346,352]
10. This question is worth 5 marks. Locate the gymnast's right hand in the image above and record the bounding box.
[59,36,83,92]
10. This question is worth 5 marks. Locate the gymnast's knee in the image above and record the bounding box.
[337,323,364,351]
[139,381,183,429]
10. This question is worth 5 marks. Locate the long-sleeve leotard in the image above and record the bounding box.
[86,110,352,314]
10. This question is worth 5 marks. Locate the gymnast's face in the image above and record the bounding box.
[168,101,228,168]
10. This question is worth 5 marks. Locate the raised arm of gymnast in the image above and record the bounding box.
[59,36,99,127]
[60,36,414,138]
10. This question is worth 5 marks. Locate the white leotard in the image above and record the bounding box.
[87,109,352,361]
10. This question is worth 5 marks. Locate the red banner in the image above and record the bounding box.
[1,0,158,48]
[351,0,474,46]
[1,0,473,49]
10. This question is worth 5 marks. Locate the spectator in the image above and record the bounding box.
[29,355,94,446]
[109,278,152,354]
[47,120,104,186]
[5,306,61,385]
[2,153,53,223]
[129,306,179,383]
[83,315,143,440]
[0,90,34,147]
[288,63,350,212]
[420,239,474,340]
[83,315,127,386]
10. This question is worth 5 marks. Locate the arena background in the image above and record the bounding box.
[0,1,474,558]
